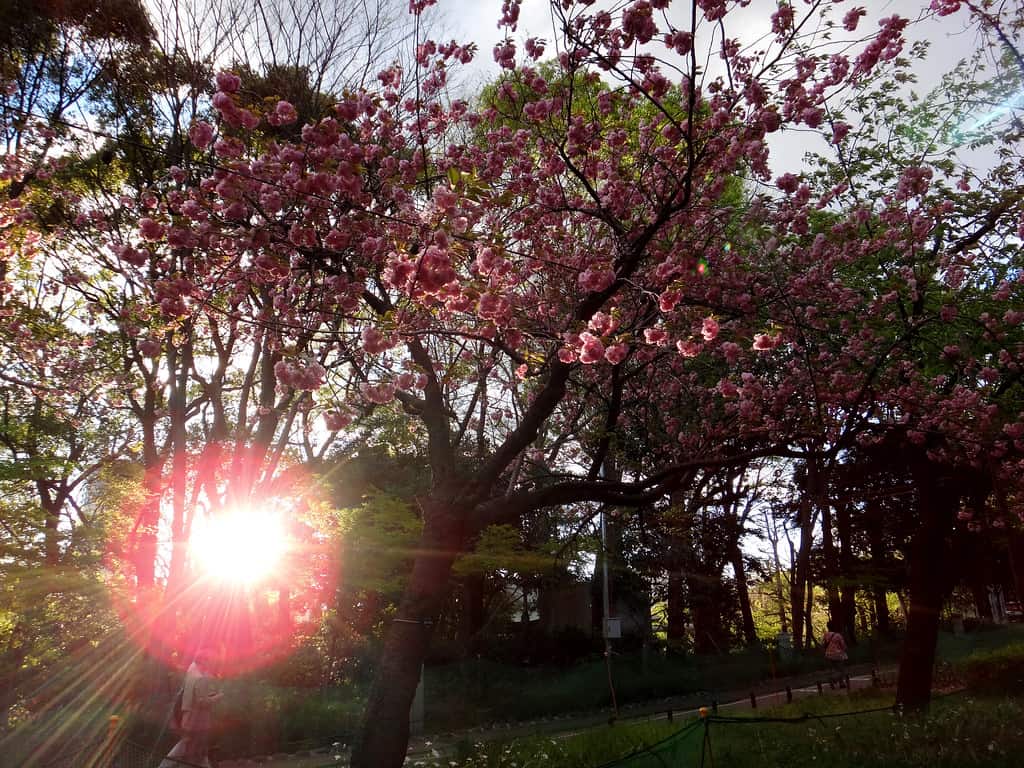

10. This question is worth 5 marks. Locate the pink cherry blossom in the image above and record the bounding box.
[578,267,616,293]
[677,340,701,358]
[324,410,353,431]
[139,218,164,242]
[752,333,781,351]
[843,7,866,31]
[578,332,605,364]
[360,382,397,404]
[215,71,241,93]
[604,343,629,364]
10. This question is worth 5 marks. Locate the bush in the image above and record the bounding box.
[958,643,1024,694]
[210,680,363,759]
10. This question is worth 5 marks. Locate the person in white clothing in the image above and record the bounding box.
[160,649,222,767]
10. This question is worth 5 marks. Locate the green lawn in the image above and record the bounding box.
[423,624,1024,732]
[414,690,1024,768]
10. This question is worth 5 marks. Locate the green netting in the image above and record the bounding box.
[38,734,201,768]
[115,739,171,768]
[597,719,704,768]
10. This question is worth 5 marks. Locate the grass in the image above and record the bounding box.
[936,622,1024,661]
[413,691,1024,768]
[410,718,687,768]
[413,637,1024,768]
[424,623,1024,731]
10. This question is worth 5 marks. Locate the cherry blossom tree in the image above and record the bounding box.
[7,0,1024,763]
[120,0,1020,760]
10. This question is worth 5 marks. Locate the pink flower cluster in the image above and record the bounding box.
[267,100,299,127]
[274,360,326,390]
[189,121,215,149]
[852,16,908,78]
[139,217,164,242]
[843,7,866,32]
[360,382,396,404]
[361,327,395,354]
[323,410,353,431]
[701,317,719,342]
[578,266,615,293]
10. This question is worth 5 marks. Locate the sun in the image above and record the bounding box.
[190,506,289,585]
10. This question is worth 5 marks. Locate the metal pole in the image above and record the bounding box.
[600,490,618,719]
[602,506,611,645]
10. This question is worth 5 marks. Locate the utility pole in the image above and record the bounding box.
[600,483,619,720]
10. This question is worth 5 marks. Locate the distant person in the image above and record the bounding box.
[822,620,848,689]
[160,649,222,768]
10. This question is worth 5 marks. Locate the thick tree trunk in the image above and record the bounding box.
[836,504,858,644]
[874,586,891,636]
[763,511,789,633]
[687,570,725,654]
[666,569,687,643]
[867,505,891,636]
[790,494,815,650]
[458,573,485,652]
[820,502,843,627]
[730,544,758,646]
[351,510,464,768]
[896,466,958,711]
[43,498,61,566]
[1008,529,1024,605]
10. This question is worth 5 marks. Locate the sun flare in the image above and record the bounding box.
[190,507,288,585]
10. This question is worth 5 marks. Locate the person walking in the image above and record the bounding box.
[822,620,848,689]
[160,649,222,767]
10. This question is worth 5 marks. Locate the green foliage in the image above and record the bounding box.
[334,491,422,595]
[212,679,363,758]
[454,524,557,578]
[956,643,1024,694]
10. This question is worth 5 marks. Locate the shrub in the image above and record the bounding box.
[958,643,1024,694]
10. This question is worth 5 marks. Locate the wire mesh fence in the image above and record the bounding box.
[37,731,209,768]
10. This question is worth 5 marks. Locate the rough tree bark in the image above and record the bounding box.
[895,460,959,711]
[790,490,815,650]
[836,503,858,644]
[350,502,466,768]
[730,543,758,646]
[666,567,687,644]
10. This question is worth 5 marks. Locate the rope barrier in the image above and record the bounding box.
[589,718,705,768]
[687,687,973,768]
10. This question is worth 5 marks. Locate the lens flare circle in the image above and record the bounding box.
[104,455,336,677]
[190,507,287,585]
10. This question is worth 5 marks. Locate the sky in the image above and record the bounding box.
[445,0,997,176]
[450,0,985,86]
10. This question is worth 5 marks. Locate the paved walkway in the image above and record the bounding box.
[218,665,895,767]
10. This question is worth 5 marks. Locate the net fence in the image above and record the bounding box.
[593,719,704,768]
[38,733,208,768]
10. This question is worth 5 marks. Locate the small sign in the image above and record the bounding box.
[604,618,621,639]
